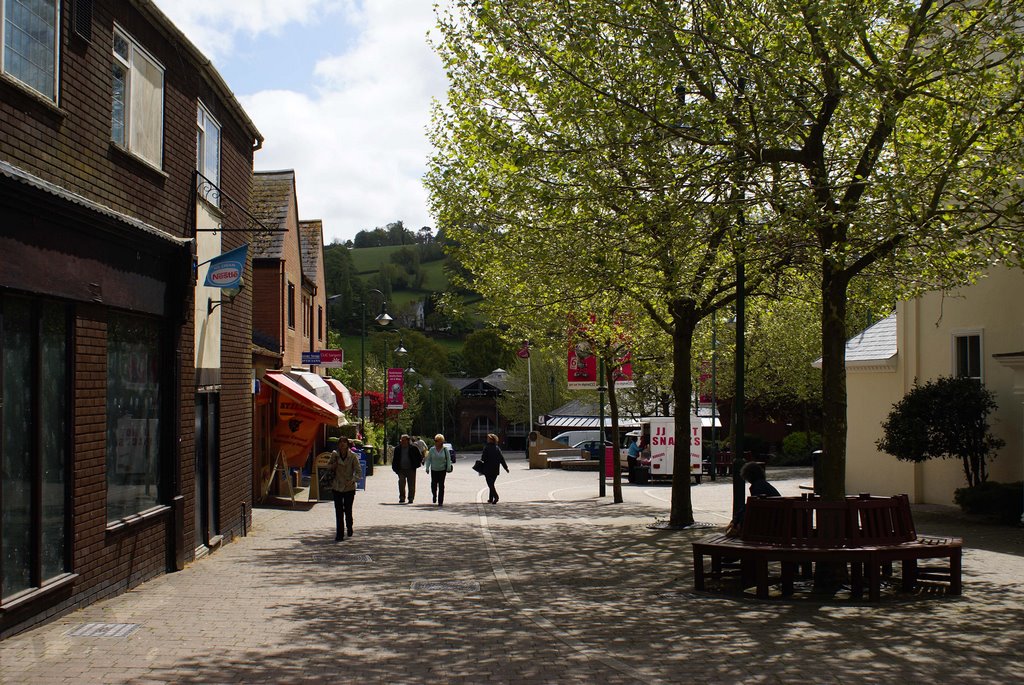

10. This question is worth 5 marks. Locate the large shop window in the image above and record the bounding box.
[111,26,164,169]
[106,313,162,522]
[470,416,494,444]
[1,0,59,101]
[1,296,69,601]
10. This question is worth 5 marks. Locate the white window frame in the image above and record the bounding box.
[0,0,60,101]
[196,101,221,206]
[111,25,164,169]
[952,329,984,382]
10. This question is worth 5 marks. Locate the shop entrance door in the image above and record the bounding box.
[194,393,220,550]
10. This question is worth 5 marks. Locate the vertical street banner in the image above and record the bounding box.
[611,350,635,388]
[386,367,405,409]
[567,337,598,389]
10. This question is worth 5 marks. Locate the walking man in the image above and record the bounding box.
[392,434,423,504]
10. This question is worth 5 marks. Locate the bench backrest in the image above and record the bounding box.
[741,494,915,548]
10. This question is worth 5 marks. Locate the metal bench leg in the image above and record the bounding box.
[781,562,795,596]
[902,559,918,592]
[850,562,864,599]
[867,555,881,602]
[693,549,706,591]
[755,560,770,599]
[949,551,962,595]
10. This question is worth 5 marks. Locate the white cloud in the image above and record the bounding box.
[155,0,447,243]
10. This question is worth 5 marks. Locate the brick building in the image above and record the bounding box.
[0,1,261,636]
[250,171,332,499]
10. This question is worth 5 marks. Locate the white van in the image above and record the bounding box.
[552,430,601,446]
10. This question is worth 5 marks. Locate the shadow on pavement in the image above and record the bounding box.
[129,498,1024,684]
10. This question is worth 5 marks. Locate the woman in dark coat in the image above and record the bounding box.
[480,433,509,504]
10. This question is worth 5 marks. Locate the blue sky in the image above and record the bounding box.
[154,0,448,244]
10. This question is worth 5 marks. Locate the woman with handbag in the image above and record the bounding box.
[479,433,509,504]
[328,436,362,541]
[424,433,453,506]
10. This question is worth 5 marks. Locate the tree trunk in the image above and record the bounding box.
[816,258,850,592]
[819,259,849,501]
[606,360,623,504]
[669,298,698,527]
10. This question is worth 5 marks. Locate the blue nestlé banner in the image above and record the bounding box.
[203,244,248,288]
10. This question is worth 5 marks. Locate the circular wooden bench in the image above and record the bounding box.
[692,493,962,600]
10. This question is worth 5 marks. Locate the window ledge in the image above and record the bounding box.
[0,72,63,116]
[0,573,78,614]
[105,504,171,536]
[109,142,169,180]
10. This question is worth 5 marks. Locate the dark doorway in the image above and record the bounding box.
[194,392,220,549]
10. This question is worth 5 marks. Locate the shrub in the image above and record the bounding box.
[877,376,1004,487]
[954,481,1023,524]
[778,431,821,466]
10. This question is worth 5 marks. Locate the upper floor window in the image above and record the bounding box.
[287,282,295,329]
[112,26,164,169]
[317,305,323,341]
[196,102,220,205]
[1,0,58,101]
[954,332,982,381]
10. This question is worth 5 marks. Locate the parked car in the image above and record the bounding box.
[553,430,601,446]
[443,442,457,462]
[573,439,613,459]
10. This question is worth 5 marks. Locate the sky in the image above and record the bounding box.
[153,0,449,244]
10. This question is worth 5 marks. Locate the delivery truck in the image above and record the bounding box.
[639,415,703,483]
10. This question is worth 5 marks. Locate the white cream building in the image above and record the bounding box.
[837,266,1024,506]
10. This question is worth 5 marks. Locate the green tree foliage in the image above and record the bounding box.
[496,347,570,425]
[353,221,416,248]
[462,328,513,377]
[877,376,1005,488]
[429,0,1024,516]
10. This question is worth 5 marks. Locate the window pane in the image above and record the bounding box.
[956,335,981,379]
[106,314,162,522]
[204,118,220,189]
[128,46,164,167]
[3,0,56,99]
[39,302,66,579]
[2,297,33,598]
[111,62,127,146]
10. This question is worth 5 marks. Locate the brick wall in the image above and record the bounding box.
[0,1,256,636]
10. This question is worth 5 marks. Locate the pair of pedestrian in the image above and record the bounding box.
[391,434,424,504]
[328,437,362,541]
[423,434,453,506]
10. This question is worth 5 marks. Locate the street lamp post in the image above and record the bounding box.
[363,288,391,451]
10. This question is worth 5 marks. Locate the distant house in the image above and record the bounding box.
[445,369,529,448]
[839,266,1024,505]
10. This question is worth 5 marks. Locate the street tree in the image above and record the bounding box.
[429,0,794,525]
[648,0,1024,500]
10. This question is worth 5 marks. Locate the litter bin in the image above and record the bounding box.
[358,447,373,477]
[357,453,369,490]
[811,449,823,494]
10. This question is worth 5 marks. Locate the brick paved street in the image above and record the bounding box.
[2,456,1022,684]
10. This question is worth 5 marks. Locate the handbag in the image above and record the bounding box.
[472,459,485,475]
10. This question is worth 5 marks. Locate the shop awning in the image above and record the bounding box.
[325,378,353,411]
[262,370,344,427]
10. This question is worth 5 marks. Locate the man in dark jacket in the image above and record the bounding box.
[725,461,780,537]
[392,434,423,504]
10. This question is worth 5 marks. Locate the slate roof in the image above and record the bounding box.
[250,170,295,259]
[812,312,897,369]
[298,220,323,285]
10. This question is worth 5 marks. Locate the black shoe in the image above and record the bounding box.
[408,500,414,504]
[335,535,344,542]
[399,499,405,504]
[347,529,354,537]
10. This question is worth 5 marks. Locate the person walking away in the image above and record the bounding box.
[724,461,780,537]
[425,434,453,506]
[480,433,509,504]
[392,434,423,504]
[329,437,362,541]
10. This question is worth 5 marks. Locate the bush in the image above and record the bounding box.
[954,481,1023,524]
[778,431,821,466]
